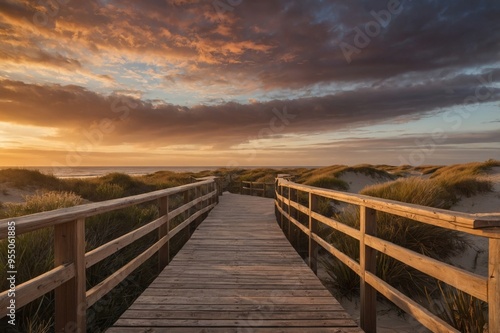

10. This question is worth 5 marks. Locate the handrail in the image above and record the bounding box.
[275,176,500,333]
[236,180,275,198]
[0,177,221,332]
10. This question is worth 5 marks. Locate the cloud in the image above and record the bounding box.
[2,0,498,94]
[1,73,499,149]
[1,0,499,166]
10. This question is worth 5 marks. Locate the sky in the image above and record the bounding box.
[0,0,499,168]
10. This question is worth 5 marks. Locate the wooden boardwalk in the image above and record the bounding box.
[108,193,362,333]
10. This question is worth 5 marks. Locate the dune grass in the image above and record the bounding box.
[320,174,493,331]
[1,163,497,332]
[426,283,487,333]
[0,169,65,190]
[0,170,200,333]
[324,175,490,296]
[295,164,395,190]
[304,176,349,191]
[430,159,500,179]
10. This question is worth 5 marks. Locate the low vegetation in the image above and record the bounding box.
[324,177,473,298]
[0,169,65,191]
[0,170,199,333]
[0,159,497,332]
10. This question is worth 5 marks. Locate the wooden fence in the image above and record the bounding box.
[275,175,500,333]
[0,177,220,332]
[237,181,276,198]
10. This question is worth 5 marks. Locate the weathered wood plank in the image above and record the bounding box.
[118,310,351,320]
[140,289,333,297]
[128,304,346,312]
[114,318,358,327]
[108,193,359,332]
[108,327,363,333]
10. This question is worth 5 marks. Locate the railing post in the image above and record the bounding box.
[188,189,195,237]
[215,179,220,204]
[296,189,301,253]
[287,187,292,242]
[489,238,500,333]
[158,195,170,270]
[263,183,267,197]
[250,182,253,196]
[360,206,377,333]
[240,181,243,195]
[54,218,86,333]
[280,184,284,229]
[308,193,318,274]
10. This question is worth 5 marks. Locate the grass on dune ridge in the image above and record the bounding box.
[318,162,497,332]
[0,169,207,332]
[0,159,498,332]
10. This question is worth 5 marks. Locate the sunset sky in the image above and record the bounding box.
[0,0,499,168]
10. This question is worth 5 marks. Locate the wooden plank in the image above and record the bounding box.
[148,282,326,288]
[0,264,75,318]
[118,309,350,320]
[132,295,341,305]
[365,271,458,332]
[113,318,358,327]
[139,289,333,297]
[128,303,346,312]
[85,214,168,268]
[489,238,500,333]
[278,179,500,237]
[108,327,363,333]
[109,193,359,332]
[309,193,319,274]
[0,179,215,237]
[359,206,377,333]
[311,233,361,276]
[86,231,170,308]
[365,234,488,301]
[54,218,86,333]
[158,196,170,270]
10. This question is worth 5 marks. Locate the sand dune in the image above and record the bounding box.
[338,171,394,193]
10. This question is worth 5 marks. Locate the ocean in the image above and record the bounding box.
[0,166,306,178]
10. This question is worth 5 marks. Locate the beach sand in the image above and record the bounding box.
[0,184,34,204]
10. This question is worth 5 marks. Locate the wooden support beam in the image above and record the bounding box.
[54,218,86,333]
[158,196,170,270]
[489,238,500,333]
[360,206,377,333]
[309,193,319,274]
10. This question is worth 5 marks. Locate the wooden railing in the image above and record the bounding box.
[0,177,220,332]
[233,181,275,198]
[275,175,500,333]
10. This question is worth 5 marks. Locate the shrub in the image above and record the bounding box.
[436,175,492,198]
[323,177,469,298]
[427,283,487,333]
[0,169,64,190]
[430,160,500,179]
[305,176,349,191]
[2,191,84,217]
[0,191,84,333]
[96,183,125,200]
